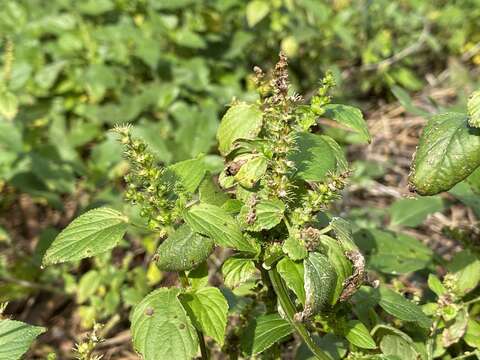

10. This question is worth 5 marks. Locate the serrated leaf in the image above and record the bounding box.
[380,334,419,360]
[0,319,45,360]
[345,320,376,349]
[217,103,262,156]
[330,217,358,251]
[246,0,270,27]
[388,196,444,227]
[168,157,206,193]
[409,112,480,195]
[465,319,480,349]
[468,90,480,128]
[222,256,259,288]
[130,288,198,360]
[277,257,305,304]
[241,199,285,231]
[283,235,308,261]
[358,229,433,274]
[324,104,371,143]
[235,155,268,188]
[302,252,337,317]
[241,313,293,355]
[447,250,480,295]
[185,203,259,254]
[378,286,432,329]
[320,235,352,304]
[43,207,128,266]
[199,176,229,206]
[180,287,229,346]
[289,132,348,182]
[156,224,214,272]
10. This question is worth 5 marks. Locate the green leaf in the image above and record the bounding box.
[77,270,101,304]
[185,203,259,254]
[241,313,293,355]
[320,235,352,304]
[168,157,206,193]
[156,224,215,272]
[217,103,263,156]
[0,91,18,120]
[427,274,446,297]
[345,320,376,349]
[43,207,128,266]
[234,155,268,189]
[199,176,229,206]
[289,133,348,182]
[391,85,429,117]
[277,257,306,304]
[180,287,229,346]
[468,90,480,128]
[409,112,480,195]
[324,104,371,143]
[447,250,480,295]
[380,334,419,360]
[378,286,432,329]
[302,252,337,317]
[465,319,480,349]
[0,319,45,360]
[388,196,444,227]
[246,0,270,27]
[188,262,209,290]
[222,256,259,288]
[241,199,285,231]
[442,308,468,347]
[358,229,433,274]
[449,181,480,218]
[130,288,198,360]
[283,235,308,261]
[330,217,358,251]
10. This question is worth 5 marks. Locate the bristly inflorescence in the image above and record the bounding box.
[113,125,186,233]
[254,53,345,223]
[257,53,303,201]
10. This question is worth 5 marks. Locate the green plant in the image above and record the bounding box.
[37,54,461,360]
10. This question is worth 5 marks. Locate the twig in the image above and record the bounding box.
[361,22,431,72]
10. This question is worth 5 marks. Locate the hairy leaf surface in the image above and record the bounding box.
[185,203,259,253]
[217,103,262,156]
[241,313,293,355]
[180,287,229,346]
[0,319,45,360]
[130,288,198,360]
[43,207,128,265]
[410,112,480,195]
[156,224,214,272]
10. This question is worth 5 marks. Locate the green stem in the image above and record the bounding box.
[268,268,330,360]
[178,271,209,360]
[427,318,440,360]
[464,295,480,306]
[450,351,480,360]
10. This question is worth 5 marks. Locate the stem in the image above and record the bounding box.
[464,295,480,306]
[268,268,330,360]
[427,318,440,360]
[197,329,209,360]
[178,271,209,360]
[451,351,480,360]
